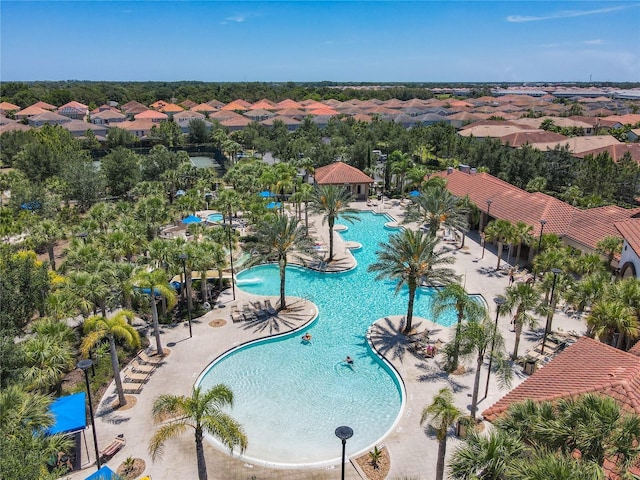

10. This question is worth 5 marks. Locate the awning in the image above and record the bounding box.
[409,190,420,197]
[85,465,124,480]
[266,202,281,209]
[259,190,274,198]
[45,392,86,435]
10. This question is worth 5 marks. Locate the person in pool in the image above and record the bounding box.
[302,333,312,342]
[345,356,354,365]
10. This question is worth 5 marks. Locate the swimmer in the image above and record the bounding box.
[345,356,354,365]
[302,333,312,342]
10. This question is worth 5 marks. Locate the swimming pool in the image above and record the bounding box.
[206,213,224,223]
[197,211,460,466]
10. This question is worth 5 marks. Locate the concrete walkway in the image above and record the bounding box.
[67,202,587,480]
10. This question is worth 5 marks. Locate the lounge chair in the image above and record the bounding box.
[99,434,125,462]
[130,359,156,374]
[123,383,143,394]
[137,350,164,366]
[123,369,151,384]
[264,299,278,316]
[255,309,269,320]
[243,311,257,322]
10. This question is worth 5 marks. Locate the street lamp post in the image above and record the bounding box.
[227,208,236,301]
[76,232,88,244]
[335,426,354,480]
[537,219,547,253]
[541,268,562,355]
[78,359,100,470]
[481,200,492,259]
[484,296,506,399]
[179,253,193,338]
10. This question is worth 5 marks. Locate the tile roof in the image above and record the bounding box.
[275,99,303,110]
[260,115,301,126]
[0,101,20,111]
[512,116,593,130]
[134,110,168,121]
[307,107,339,116]
[604,114,640,125]
[250,99,277,110]
[300,99,327,109]
[150,100,166,109]
[531,135,621,155]
[118,119,156,132]
[221,99,252,111]
[314,161,374,185]
[206,99,224,108]
[322,99,343,107]
[121,101,148,113]
[575,143,640,163]
[29,111,71,123]
[220,116,252,128]
[15,105,49,117]
[209,110,244,121]
[58,101,88,111]
[352,113,373,123]
[483,336,640,421]
[172,110,205,120]
[500,130,568,147]
[615,219,640,258]
[459,124,536,138]
[180,99,197,108]
[158,103,184,113]
[275,107,306,117]
[191,103,218,113]
[0,115,16,125]
[434,169,640,248]
[31,101,56,110]
[59,120,107,134]
[0,123,31,134]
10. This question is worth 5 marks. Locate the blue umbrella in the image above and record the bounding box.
[266,202,281,209]
[409,190,420,197]
[182,215,203,224]
[259,190,274,198]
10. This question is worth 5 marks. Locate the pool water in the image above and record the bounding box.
[198,211,459,466]
[206,213,224,222]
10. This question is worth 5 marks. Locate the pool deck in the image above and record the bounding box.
[67,202,588,480]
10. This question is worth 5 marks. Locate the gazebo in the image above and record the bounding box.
[313,161,374,201]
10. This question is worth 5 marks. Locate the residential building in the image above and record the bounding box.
[615,219,640,278]
[91,109,126,125]
[28,111,71,127]
[313,161,374,201]
[57,101,88,120]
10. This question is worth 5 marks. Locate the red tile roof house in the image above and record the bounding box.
[0,101,20,114]
[313,161,374,201]
[57,101,88,120]
[433,168,640,263]
[28,111,72,127]
[616,218,640,279]
[91,109,126,125]
[483,336,640,479]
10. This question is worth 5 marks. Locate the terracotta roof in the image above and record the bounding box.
[307,107,339,116]
[172,110,205,120]
[134,110,168,121]
[0,123,31,134]
[15,105,48,117]
[31,101,56,110]
[220,116,252,128]
[209,110,244,121]
[118,119,156,132]
[29,111,71,123]
[180,100,197,109]
[0,101,20,111]
[483,337,640,421]
[434,169,640,249]
[575,144,640,164]
[531,135,621,155]
[250,99,276,110]
[314,161,374,185]
[206,99,224,108]
[59,120,106,134]
[512,116,593,130]
[615,219,640,258]
[221,99,251,111]
[243,109,275,119]
[191,103,217,113]
[158,103,184,113]
[274,99,303,110]
[300,99,326,109]
[58,101,88,111]
[150,100,166,109]
[121,101,148,113]
[322,99,343,107]
[0,115,16,125]
[604,114,640,126]
[500,130,568,147]
[275,107,306,117]
[260,115,301,126]
[459,124,536,138]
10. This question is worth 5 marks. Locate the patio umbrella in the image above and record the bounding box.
[409,190,420,197]
[266,202,281,209]
[182,215,203,224]
[259,190,274,198]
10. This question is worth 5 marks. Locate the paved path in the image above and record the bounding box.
[67,202,587,480]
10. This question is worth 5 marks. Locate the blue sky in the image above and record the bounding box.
[1,1,639,82]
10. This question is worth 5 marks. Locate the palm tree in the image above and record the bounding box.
[586,300,637,348]
[28,219,63,271]
[149,385,248,480]
[596,235,623,270]
[508,450,605,480]
[420,387,462,480]
[449,429,524,480]
[442,318,511,420]
[405,184,468,239]
[504,282,540,359]
[133,268,177,356]
[484,219,514,270]
[511,221,533,265]
[309,184,360,262]
[369,229,457,335]
[81,310,141,406]
[248,213,317,310]
[22,335,74,394]
[431,283,486,372]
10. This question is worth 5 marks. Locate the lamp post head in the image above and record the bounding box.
[179,253,188,261]
[77,232,88,239]
[540,219,547,226]
[493,296,506,307]
[335,426,354,441]
[486,199,492,207]
[77,359,93,371]
[551,268,562,275]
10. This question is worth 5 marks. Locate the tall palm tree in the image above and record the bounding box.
[420,387,462,480]
[504,282,540,359]
[149,385,248,480]
[309,184,360,261]
[248,213,317,310]
[22,335,74,394]
[28,219,63,271]
[369,229,457,335]
[443,318,511,419]
[431,283,486,372]
[133,268,177,356]
[508,450,605,480]
[405,184,468,239]
[81,310,141,407]
[484,219,514,270]
[596,235,623,270]
[511,221,533,265]
[586,300,637,348]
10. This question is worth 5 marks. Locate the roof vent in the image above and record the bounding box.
[447,167,453,174]
[470,168,477,175]
[459,164,470,173]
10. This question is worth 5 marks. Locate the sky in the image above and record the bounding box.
[1,1,639,83]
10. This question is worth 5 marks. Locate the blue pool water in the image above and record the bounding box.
[207,213,224,222]
[198,211,459,466]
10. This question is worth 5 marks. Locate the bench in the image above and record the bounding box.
[99,434,125,462]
